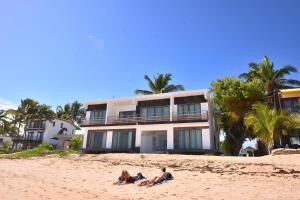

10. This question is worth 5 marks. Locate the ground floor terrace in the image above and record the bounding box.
[83,122,219,154]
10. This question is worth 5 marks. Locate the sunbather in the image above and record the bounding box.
[138,167,170,187]
[114,170,135,185]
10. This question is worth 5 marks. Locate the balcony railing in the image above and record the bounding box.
[80,111,208,126]
[172,111,208,122]
[26,124,45,130]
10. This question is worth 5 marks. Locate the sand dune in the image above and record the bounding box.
[0,154,300,200]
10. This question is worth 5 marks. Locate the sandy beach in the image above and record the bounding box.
[0,153,300,200]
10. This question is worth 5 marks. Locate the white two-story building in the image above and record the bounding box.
[12,119,78,149]
[81,90,219,154]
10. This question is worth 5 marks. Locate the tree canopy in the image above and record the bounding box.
[135,73,184,95]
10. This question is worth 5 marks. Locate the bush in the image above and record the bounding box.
[70,136,83,151]
[2,141,12,150]
[37,143,54,150]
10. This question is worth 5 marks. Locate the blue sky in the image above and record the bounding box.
[0,0,299,109]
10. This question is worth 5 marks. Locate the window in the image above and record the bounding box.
[119,111,136,118]
[140,106,170,120]
[87,131,107,150]
[282,98,300,112]
[112,131,133,150]
[0,138,3,144]
[174,128,202,150]
[177,103,201,115]
[26,132,34,140]
[53,122,55,127]
[90,110,106,120]
[61,123,63,128]
[37,132,44,141]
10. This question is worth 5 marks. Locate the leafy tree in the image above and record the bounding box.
[239,56,300,94]
[34,104,56,120]
[56,101,85,124]
[70,136,83,150]
[7,99,55,136]
[210,77,263,155]
[244,103,296,154]
[135,73,184,95]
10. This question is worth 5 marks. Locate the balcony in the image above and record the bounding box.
[25,122,46,130]
[80,119,106,126]
[172,111,208,122]
[80,111,208,126]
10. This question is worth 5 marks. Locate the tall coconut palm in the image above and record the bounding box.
[239,56,300,94]
[135,73,184,95]
[244,103,296,154]
[56,101,85,124]
[6,99,39,136]
[35,104,56,120]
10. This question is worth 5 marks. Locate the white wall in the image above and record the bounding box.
[202,128,211,150]
[0,136,12,147]
[43,119,76,147]
[106,131,113,149]
[83,122,210,151]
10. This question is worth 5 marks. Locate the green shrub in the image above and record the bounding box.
[70,136,83,150]
[2,141,12,150]
[37,143,54,150]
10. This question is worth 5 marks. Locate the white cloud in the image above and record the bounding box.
[0,98,17,110]
[88,35,93,39]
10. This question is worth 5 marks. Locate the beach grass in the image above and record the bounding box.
[0,144,77,159]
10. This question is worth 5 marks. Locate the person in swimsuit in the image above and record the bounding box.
[138,167,168,187]
[114,170,135,185]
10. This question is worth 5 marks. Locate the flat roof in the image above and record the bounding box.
[83,89,208,106]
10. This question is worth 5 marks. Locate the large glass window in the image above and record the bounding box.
[175,128,202,150]
[119,111,136,118]
[87,131,107,150]
[177,103,201,115]
[140,106,170,120]
[282,98,300,112]
[90,110,106,120]
[112,131,133,150]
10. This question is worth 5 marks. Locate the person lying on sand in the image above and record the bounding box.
[134,172,145,181]
[113,170,135,185]
[138,167,172,187]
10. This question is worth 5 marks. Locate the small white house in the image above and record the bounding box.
[12,119,78,149]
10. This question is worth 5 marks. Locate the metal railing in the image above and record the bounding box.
[80,111,208,126]
[26,122,46,130]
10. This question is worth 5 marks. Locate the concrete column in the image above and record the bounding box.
[167,127,174,150]
[202,128,211,150]
[82,129,88,148]
[106,131,113,149]
[170,96,174,121]
[86,111,91,120]
[135,128,142,148]
[105,103,110,124]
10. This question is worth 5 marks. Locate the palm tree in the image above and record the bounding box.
[244,103,296,154]
[135,73,184,95]
[239,56,300,94]
[56,101,85,124]
[6,99,39,136]
[35,104,56,120]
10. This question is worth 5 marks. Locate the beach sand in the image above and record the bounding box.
[0,153,300,200]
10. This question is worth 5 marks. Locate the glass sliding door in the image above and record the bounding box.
[90,110,106,124]
[87,131,107,150]
[112,130,133,150]
[140,106,170,122]
[174,128,203,150]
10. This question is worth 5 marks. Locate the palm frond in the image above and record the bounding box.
[134,89,153,95]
